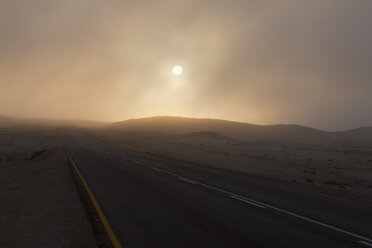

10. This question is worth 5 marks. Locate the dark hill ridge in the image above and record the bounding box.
[109,116,372,145]
[1,115,371,145]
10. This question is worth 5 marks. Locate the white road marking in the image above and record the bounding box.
[231,195,266,209]
[157,168,180,177]
[144,165,372,243]
[178,177,197,184]
[359,241,372,247]
[106,151,372,244]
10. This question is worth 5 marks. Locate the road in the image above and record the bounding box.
[62,130,372,248]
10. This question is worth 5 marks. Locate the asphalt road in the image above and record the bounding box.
[63,130,372,248]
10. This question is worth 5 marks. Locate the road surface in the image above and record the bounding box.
[62,130,372,248]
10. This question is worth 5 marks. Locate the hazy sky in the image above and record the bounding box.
[1,0,371,130]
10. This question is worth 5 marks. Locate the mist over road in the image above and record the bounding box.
[63,130,372,248]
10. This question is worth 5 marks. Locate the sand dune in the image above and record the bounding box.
[2,115,371,145]
[1,115,371,145]
[109,116,372,145]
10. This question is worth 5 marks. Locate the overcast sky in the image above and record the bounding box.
[1,0,371,130]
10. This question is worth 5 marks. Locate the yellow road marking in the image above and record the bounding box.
[64,148,123,248]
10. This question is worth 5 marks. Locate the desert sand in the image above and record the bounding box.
[0,126,99,247]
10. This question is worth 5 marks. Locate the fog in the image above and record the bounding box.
[1,0,371,130]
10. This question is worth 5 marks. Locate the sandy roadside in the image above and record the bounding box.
[0,128,100,248]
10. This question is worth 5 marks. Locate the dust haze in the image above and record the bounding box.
[1,0,372,130]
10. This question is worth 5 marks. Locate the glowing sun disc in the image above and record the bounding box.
[172,65,183,76]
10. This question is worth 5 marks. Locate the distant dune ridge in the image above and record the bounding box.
[109,116,372,145]
[1,115,371,145]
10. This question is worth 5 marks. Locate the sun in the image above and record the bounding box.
[172,65,183,76]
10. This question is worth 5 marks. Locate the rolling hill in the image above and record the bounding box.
[109,116,372,145]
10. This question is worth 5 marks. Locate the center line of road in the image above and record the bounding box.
[178,177,197,184]
[359,241,372,247]
[148,165,372,243]
[110,152,372,244]
[231,195,266,209]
